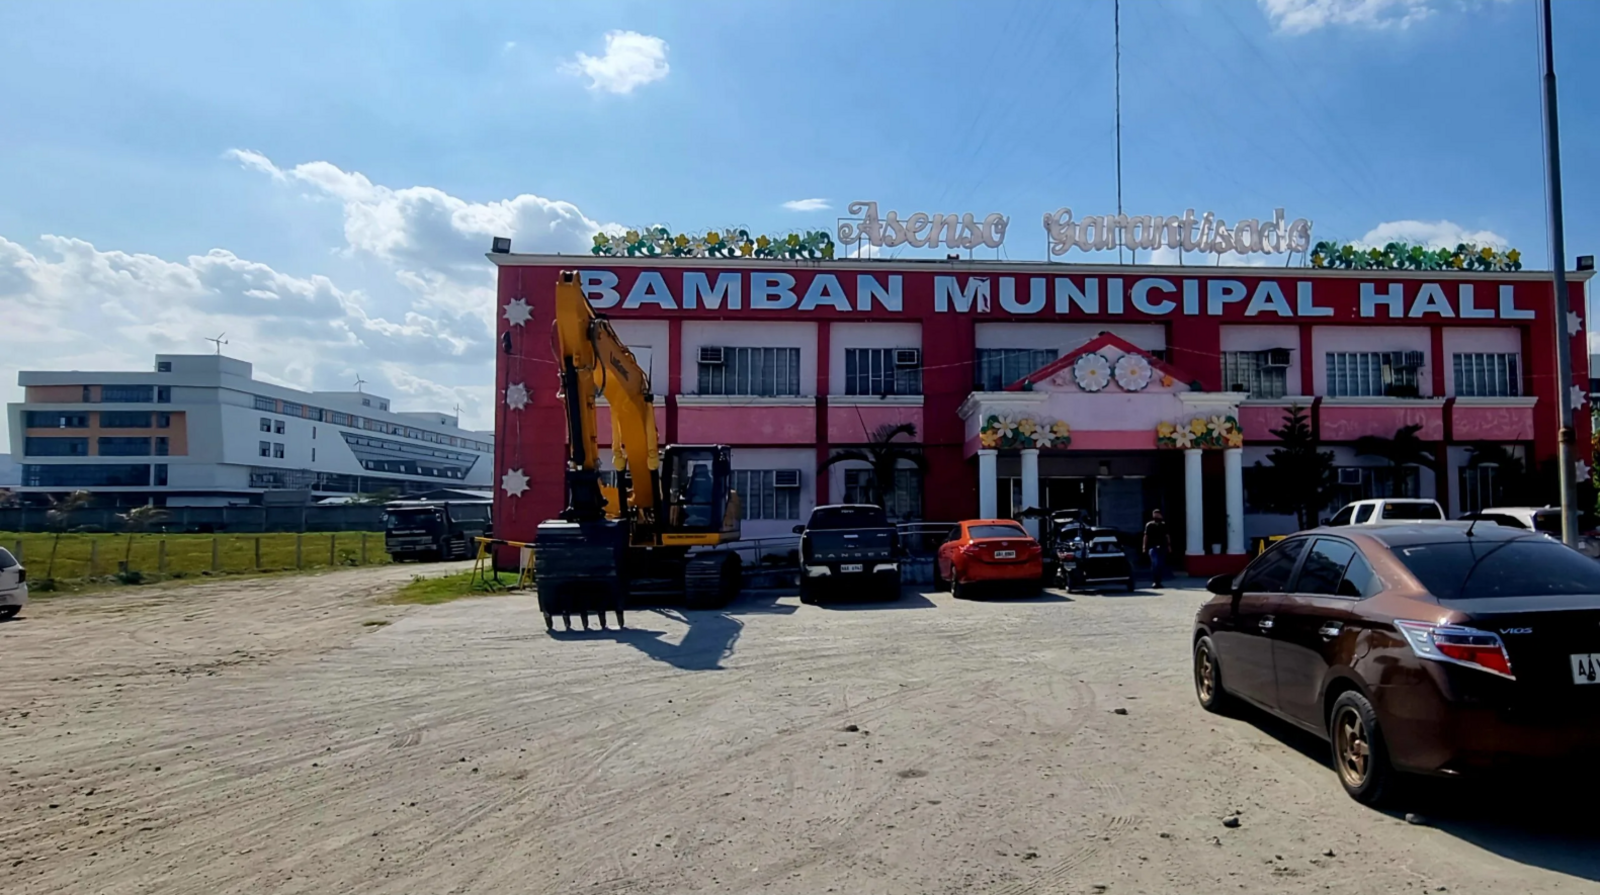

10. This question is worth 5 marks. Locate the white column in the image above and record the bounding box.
[1019,448,1040,537]
[1224,447,1245,555]
[1184,448,1205,557]
[978,449,999,519]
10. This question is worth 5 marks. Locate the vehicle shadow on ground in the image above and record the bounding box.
[964,590,1072,603]
[544,589,798,671]
[1238,704,1600,881]
[814,589,937,611]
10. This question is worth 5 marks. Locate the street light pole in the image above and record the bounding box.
[1538,0,1579,546]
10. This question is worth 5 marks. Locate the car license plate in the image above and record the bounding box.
[994,550,1016,559]
[841,563,864,573]
[1572,654,1600,685]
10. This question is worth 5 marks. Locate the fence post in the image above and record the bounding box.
[328,534,336,567]
[295,534,303,569]
[13,539,22,563]
[89,539,99,577]
[360,532,368,565]
[158,539,167,574]
[211,537,220,572]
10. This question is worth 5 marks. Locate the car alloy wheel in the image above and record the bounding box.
[1192,635,1230,713]
[1327,690,1392,805]
[1332,705,1370,789]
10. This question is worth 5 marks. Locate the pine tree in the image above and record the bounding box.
[1254,406,1338,530]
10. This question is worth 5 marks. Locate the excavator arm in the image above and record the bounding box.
[552,269,659,524]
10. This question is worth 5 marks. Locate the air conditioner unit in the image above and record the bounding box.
[698,346,725,365]
[894,348,922,367]
[1262,348,1292,368]
[1338,468,1364,486]
[774,469,801,488]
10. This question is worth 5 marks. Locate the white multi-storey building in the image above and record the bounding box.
[8,354,492,506]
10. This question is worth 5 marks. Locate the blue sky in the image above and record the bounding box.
[2,0,1596,444]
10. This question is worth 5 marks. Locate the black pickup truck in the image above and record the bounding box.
[793,504,902,603]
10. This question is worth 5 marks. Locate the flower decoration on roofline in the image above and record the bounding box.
[1113,353,1153,391]
[1157,415,1242,450]
[1308,240,1522,272]
[979,415,1072,450]
[591,226,835,260]
[1073,353,1113,392]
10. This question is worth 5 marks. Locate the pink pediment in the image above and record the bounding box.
[1002,332,1202,395]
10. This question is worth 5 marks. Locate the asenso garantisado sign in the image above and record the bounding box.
[577,269,1539,321]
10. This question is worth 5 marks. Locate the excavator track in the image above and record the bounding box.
[682,551,742,609]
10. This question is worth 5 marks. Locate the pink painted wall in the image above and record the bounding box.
[1320,403,1444,442]
[595,404,669,446]
[1069,430,1160,451]
[827,403,924,443]
[678,404,816,444]
[1238,403,1295,441]
[1452,403,1537,441]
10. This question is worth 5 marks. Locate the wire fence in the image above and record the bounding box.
[4,531,393,585]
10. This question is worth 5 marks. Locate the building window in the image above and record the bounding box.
[24,437,89,457]
[312,426,317,439]
[274,420,285,435]
[253,396,275,412]
[1454,353,1519,398]
[311,448,316,463]
[1325,352,1423,398]
[697,347,802,397]
[730,470,801,520]
[155,437,169,456]
[283,402,303,417]
[845,348,922,396]
[83,385,92,402]
[273,443,285,459]
[156,413,171,428]
[156,361,172,372]
[100,411,153,428]
[156,386,171,403]
[154,463,169,487]
[23,463,150,488]
[25,411,89,428]
[1333,466,1421,506]
[1221,351,1290,399]
[843,468,924,520]
[362,398,372,407]
[330,412,350,426]
[99,436,152,456]
[260,440,272,458]
[101,384,154,403]
[975,348,1059,391]
[379,401,389,411]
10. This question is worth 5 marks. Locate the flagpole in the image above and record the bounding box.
[1538,0,1579,545]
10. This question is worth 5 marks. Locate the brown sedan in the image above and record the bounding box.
[1193,522,1600,804]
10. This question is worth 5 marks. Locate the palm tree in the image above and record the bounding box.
[819,422,927,518]
[118,505,171,567]
[1352,424,1435,498]
[43,490,93,582]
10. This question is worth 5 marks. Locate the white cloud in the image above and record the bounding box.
[502,41,517,53]
[1357,219,1509,248]
[782,198,831,212]
[1258,0,1435,34]
[561,30,670,94]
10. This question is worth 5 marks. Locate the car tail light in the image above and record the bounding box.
[15,567,24,584]
[1394,620,1515,680]
[959,543,982,557]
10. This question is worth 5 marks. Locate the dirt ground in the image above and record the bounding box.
[3,566,1598,895]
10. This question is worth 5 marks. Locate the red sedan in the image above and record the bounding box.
[935,520,1044,598]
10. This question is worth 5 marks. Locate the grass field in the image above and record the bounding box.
[1,531,393,584]
[389,570,511,605]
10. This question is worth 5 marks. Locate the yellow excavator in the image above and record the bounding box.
[532,269,744,631]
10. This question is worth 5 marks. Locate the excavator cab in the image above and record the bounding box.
[660,445,736,538]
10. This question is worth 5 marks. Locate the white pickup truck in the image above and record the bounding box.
[1325,498,1445,526]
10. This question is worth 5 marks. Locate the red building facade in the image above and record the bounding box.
[491,255,1591,574]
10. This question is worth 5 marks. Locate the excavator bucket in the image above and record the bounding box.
[532,518,628,631]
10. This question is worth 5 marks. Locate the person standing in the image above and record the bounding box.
[1142,509,1172,588]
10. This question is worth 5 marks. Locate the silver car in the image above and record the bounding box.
[0,546,28,621]
[1458,506,1600,559]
